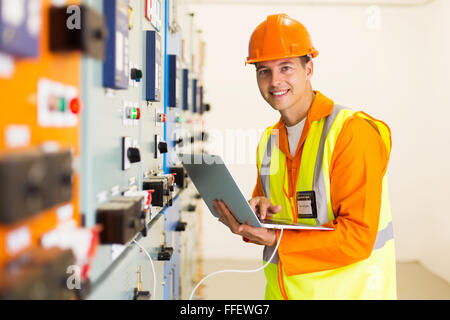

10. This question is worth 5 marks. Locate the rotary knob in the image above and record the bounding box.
[127,147,141,163]
[130,68,143,82]
[158,142,168,154]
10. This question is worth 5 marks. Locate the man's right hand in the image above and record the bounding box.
[248,197,282,221]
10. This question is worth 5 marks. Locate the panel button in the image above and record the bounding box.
[158,142,168,154]
[130,68,143,82]
[127,147,141,164]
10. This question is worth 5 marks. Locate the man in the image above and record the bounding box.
[212,13,397,300]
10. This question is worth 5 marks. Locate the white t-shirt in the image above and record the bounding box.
[286,119,306,157]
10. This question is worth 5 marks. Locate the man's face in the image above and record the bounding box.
[255,57,313,113]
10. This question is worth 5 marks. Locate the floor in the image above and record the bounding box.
[199,260,450,300]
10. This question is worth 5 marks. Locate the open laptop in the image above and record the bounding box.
[179,154,333,231]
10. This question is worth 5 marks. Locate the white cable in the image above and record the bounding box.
[132,239,157,300]
[189,228,284,300]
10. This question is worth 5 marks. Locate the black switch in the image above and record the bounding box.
[158,142,168,154]
[174,138,184,147]
[42,150,73,210]
[143,178,170,207]
[0,247,76,300]
[134,288,151,300]
[186,204,196,212]
[127,148,141,163]
[157,246,174,261]
[169,166,188,189]
[49,5,107,60]
[175,221,187,232]
[96,198,142,245]
[130,68,143,82]
[0,151,46,225]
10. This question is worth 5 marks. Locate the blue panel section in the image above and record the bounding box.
[103,0,129,89]
[168,54,180,108]
[192,79,198,113]
[163,0,168,174]
[166,57,181,168]
[166,27,182,169]
[145,31,161,102]
[0,0,40,57]
[182,69,189,111]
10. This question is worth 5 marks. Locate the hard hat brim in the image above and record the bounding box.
[246,49,319,66]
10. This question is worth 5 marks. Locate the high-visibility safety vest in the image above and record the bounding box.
[257,105,397,300]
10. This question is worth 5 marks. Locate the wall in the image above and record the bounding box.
[187,0,450,282]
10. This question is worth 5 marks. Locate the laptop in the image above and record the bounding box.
[179,154,334,231]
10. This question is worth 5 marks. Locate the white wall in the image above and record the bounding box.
[188,0,450,282]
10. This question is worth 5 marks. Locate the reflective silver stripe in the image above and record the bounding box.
[312,105,347,225]
[373,221,394,251]
[263,244,279,265]
[261,133,277,264]
[260,134,277,199]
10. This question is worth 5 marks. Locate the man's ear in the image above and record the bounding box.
[305,60,314,81]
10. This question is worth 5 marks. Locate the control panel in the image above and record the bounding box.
[0,0,210,300]
[103,0,130,89]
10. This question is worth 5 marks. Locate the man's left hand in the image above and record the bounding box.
[212,200,277,247]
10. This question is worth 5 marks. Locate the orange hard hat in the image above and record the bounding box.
[246,13,319,65]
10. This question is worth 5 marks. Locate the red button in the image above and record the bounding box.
[69,97,82,114]
[136,108,141,120]
[158,113,166,123]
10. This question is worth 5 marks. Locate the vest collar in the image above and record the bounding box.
[273,90,335,160]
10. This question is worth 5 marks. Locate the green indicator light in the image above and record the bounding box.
[132,107,138,119]
[59,98,67,112]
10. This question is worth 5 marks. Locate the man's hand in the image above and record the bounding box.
[212,199,278,247]
[248,197,282,220]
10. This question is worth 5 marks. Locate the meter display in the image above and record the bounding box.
[103,0,129,89]
[146,30,162,102]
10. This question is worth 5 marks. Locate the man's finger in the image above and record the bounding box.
[258,201,271,220]
[269,204,282,214]
[248,198,258,211]
[212,202,220,215]
[212,202,227,222]
[217,200,242,233]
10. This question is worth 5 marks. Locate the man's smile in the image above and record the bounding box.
[270,89,290,98]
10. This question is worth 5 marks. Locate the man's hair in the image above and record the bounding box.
[299,55,312,68]
[254,54,312,69]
